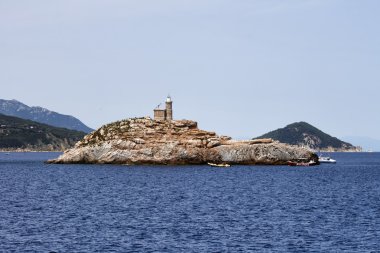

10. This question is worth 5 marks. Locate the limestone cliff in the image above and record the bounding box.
[48,117,318,165]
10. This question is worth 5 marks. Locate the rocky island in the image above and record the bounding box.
[48,120,317,165]
[48,96,317,165]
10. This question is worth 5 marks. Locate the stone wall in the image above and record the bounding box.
[154,109,166,121]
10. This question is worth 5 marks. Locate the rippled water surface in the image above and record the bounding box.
[0,152,380,252]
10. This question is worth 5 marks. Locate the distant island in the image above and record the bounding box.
[0,113,86,151]
[0,99,93,133]
[49,96,317,165]
[255,121,362,152]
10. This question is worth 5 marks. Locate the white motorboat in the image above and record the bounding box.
[318,156,336,163]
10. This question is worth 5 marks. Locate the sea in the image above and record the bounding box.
[0,152,379,252]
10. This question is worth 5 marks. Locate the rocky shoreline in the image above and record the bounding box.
[48,118,318,165]
[0,148,64,152]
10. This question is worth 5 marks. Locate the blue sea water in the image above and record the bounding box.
[0,152,379,252]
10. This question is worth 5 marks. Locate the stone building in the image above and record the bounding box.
[154,96,173,121]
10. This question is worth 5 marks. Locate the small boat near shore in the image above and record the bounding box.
[318,156,336,163]
[208,162,231,167]
[287,160,317,167]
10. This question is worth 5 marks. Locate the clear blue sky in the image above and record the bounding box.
[1,0,379,140]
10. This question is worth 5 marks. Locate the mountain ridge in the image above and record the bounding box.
[0,113,86,151]
[0,99,93,133]
[255,121,361,152]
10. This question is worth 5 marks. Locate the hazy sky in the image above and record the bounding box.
[1,0,379,139]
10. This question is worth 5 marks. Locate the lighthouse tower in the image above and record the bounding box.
[165,95,173,120]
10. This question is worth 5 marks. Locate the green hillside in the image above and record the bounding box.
[0,113,86,151]
[255,122,358,151]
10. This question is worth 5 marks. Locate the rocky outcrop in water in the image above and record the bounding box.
[48,118,318,165]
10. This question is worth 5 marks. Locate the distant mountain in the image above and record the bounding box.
[255,122,361,152]
[0,99,93,133]
[342,136,380,152]
[0,113,86,151]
